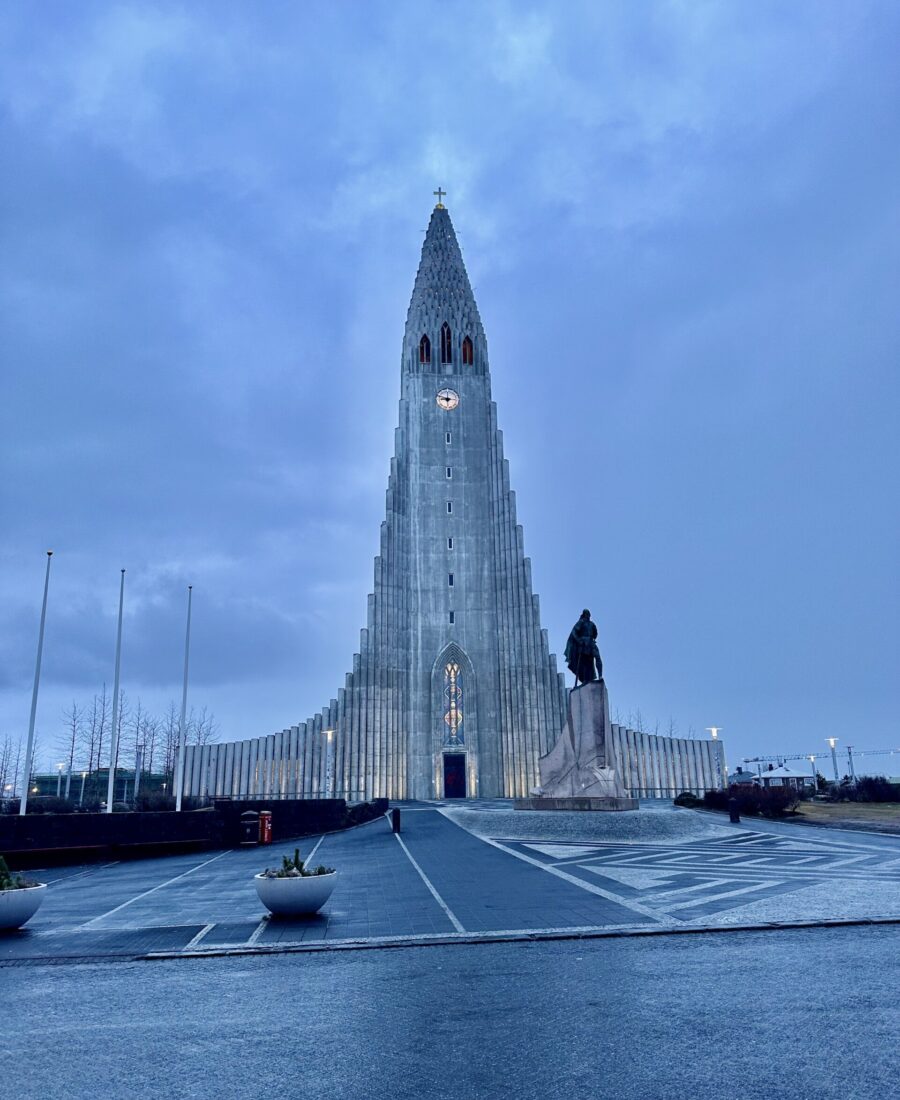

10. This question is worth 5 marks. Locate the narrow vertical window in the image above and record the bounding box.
[449,611,455,625]
[446,467,452,479]
[447,501,452,513]
[443,662,464,745]
[419,334,431,365]
[447,537,453,550]
[445,431,452,445]
[448,573,454,586]
[440,322,452,365]
[462,335,473,365]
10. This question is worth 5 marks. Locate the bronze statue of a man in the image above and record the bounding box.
[565,609,603,686]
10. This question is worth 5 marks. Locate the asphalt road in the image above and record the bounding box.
[3,924,897,1099]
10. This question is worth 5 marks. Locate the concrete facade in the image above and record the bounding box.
[180,203,727,803]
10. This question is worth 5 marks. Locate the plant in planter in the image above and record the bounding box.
[0,856,47,931]
[254,848,337,917]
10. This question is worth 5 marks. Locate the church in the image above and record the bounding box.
[179,200,726,803]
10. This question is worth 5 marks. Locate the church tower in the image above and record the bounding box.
[178,200,729,806]
[318,198,568,799]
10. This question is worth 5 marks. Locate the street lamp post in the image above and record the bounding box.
[134,743,143,804]
[56,762,64,798]
[174,586,193,812]
[324,729,335,798]
[847,745,856,782]
[79,771,87,806]
[808,754,818,794]
[705,728,723,789]
[106,569,126,813]
[20,551,53,815]
[826,738,839,784]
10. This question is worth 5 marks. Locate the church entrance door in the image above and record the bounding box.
[443,753,467,799]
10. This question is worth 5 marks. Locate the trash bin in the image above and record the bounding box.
[259,809,273,844]
[240,810,259,846]
[391,808,401,834]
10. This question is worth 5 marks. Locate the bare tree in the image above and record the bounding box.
[10,737,23,801]
[0,734,20,801]
[82,685,110,776]
[667,717,678,739]
[188,706,219,747]
[112,691,132,773]
[24,734,41,798]
[141,714,160,776]
[161,700,180,784]
[59,702,83,799]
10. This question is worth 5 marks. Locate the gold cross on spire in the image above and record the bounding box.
[433,187,446,208]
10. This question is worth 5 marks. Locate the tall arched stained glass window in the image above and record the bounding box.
[419,333,431,365]
[462,335,473,365]
[443,661,464,746]
[440,322,452,365]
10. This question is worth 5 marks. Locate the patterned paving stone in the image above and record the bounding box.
[3,806,898,962]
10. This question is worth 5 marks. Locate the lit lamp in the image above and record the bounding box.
[807,754,817,792]
[826,737,839,784]
[706,728,723,789]
[324,729,335,798]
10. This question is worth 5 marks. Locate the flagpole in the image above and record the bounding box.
[20,551,53,815]
[105,570,126,813]
[174,585,193,812]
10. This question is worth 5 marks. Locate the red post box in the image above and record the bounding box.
[258,809,273,844]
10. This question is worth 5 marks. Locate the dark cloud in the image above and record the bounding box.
[2,1,898,769]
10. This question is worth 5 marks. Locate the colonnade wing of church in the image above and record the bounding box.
[178,204,725,804]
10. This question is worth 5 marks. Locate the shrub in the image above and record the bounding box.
[757,786,800,817]
[702,784,798,818]
[0,855,37,890]
[260,848,335,879]
[851,776,899,803]
[24,796,76,815]
[703,789,731,812]
[134,792,176,812]
[674,791,702,808]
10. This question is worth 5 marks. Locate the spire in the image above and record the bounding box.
[403,204,486,373]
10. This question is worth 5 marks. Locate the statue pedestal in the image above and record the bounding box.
[514,680,637,812]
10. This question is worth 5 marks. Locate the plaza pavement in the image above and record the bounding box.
[2,926,898,1100]
[2,801,899,963]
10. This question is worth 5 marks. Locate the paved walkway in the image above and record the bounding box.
[2,803,899,962]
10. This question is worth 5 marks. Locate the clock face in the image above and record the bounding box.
[436,388,459,411]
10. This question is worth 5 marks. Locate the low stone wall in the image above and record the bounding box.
[0,809,222,868]
[0,798,389,869]
[212,798,389,844]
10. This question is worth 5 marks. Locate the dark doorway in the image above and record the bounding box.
[443,753,467,799]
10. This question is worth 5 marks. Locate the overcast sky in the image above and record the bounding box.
[2,1,898,776]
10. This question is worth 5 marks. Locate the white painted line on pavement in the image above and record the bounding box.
[667,880,786,911]
[391,829,465,933]
[79,849,232,929]
[184,923,216,949]
[304,835,326,865]
[247,918,269,945]
[46,861,120,887]
[437,810,666,923]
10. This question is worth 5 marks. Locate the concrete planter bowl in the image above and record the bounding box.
[0,883,47,930]
[254,872,337,917]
